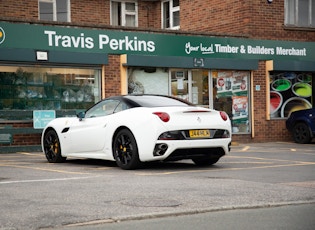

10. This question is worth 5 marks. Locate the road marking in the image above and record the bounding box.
[2,150,314,177]
[65,219,115,227]
[0,163,92,175]
[17,152,42,156]
[241,146,250,151]
[91,167,115,171]
[135,162,315,176]
[232,145,315,152]
[0,176,98,185]
[226,155,305,163]
[223,161,273,164]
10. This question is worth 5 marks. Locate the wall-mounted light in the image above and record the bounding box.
[36,50,48,61]
[267,0,273,4]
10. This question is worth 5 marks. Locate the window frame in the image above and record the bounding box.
[285,0,315,28]
[85,99,126,118]
[161,0,180,30]
[38,0,71,22]
[110,1,138,27]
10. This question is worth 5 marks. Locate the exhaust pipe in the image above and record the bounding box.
[153,143,168,156]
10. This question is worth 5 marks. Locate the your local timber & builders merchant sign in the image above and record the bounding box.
[0,21,314,61]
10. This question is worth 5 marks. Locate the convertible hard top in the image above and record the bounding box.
[113,94,193,108]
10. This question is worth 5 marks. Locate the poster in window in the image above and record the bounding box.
[269,72,312,118]
[232,96,248,119]
[214,70,250,134]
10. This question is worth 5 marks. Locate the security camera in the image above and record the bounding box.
[267,0,273,3]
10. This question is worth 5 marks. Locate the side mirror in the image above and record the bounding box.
[77,111,85,121]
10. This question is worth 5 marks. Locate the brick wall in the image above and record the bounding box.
[180,0,315,41]
[0,0,38,20]
[104,55,121,97]
[2,0,314,42]
[180,0,250,35]
[71,0,109,25]
[138,1,161,29]
[0,122,41,146]
[247,0,315,41]
[0,0,161,29]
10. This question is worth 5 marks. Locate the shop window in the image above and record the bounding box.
[212,71,251,134]
[170,69,210,106]
[162,0,180,29]
[171,70,189,101]
[0,66,101,120]
[269,72,313,118]
[128,67,169,95]
[39,0,70,22]
[285,0,315,28]
[111,1,138,27]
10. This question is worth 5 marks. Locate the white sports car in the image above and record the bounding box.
[42,94,232,169]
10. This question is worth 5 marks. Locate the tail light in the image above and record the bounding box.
[220,111,228,121]
[153,112,170,122]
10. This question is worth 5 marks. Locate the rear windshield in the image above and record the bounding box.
[126,95,192,107]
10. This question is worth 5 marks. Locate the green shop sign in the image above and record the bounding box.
[0,21,315,61]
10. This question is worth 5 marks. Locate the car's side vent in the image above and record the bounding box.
[61,127,70,133]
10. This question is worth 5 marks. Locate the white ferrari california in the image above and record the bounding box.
[42,94,232,169]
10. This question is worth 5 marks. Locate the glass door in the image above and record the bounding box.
[191,70,210,107]
[212,70,251,133]
[170,69,210,107]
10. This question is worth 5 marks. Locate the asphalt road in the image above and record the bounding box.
[0,142,314,230]
[58,203,315,230]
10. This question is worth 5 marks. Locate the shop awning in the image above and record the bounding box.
[0,48,108,65]
[124,54,259,70]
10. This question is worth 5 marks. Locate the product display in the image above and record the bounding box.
[0,67,100,119]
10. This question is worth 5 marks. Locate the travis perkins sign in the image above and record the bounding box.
[0,21,314,61]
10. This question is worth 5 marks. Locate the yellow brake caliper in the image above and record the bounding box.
[120,145,126,153]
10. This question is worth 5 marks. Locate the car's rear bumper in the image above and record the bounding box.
[141,138,231,162]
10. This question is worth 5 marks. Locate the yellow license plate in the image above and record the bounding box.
[189,129,210,138]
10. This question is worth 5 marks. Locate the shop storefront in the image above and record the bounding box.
[0,21,314,150]
[127,67,252,134]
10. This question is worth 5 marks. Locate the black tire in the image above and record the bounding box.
[113,129,141,170]
[192,157,220,166]
[43,129,66,163]
[292,122,312,144]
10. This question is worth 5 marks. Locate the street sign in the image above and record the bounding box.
[33,110,56,129]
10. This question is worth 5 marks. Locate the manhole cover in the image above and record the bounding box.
[122,198,182,207]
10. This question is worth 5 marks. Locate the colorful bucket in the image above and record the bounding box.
[271,79,291,92]
[292,82,312,98]
[297,74,312,83]
[270,91,283,117]
[281,97,312,117]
